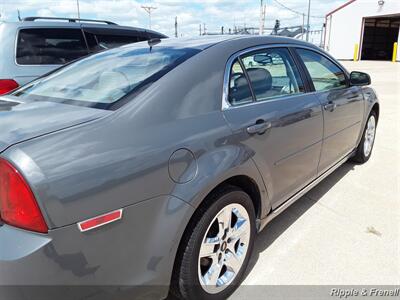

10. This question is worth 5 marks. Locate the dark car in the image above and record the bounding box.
[0,16,166,95]
[0,36,379,300]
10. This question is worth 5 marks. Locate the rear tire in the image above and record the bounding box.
[352,110,377,164]
[171,185,256,300]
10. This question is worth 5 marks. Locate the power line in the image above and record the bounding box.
[271,0,325,19]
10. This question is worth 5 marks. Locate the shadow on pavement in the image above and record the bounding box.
[243,161,356,281]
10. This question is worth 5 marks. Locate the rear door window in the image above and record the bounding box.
[228,59,254,106]
[239,48,305,102]
[16,28,88,65]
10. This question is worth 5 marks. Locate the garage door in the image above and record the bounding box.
[361,16,400,60]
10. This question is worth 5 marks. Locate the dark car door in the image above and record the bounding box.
[295,48,364,174]
[222,47,323,209]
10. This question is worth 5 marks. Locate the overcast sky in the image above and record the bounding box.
[0,0,349,36]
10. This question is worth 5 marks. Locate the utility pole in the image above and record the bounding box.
[320,23,325,47]
[302,13,305,40]
[199,24,202,36]
[203,23,206,35]
[306,0,311,41]
[174,16,178,38]
[76,0,81,19]
[141,5,157,29]
[259,0,266,35]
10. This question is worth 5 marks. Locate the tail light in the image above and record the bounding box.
[0,79,19,95]
[0,158,48,233]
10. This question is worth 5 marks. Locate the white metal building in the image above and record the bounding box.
[324,0,400,61]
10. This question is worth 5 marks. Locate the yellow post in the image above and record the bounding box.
[393,42,398,62]
[353,43,359,61]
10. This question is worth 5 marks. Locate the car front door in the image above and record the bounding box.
[295,48,364,174]
[222,47,323,209]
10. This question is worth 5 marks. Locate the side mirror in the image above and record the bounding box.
[350,71,371,86]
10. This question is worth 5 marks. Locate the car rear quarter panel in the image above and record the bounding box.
[0,194,194,300]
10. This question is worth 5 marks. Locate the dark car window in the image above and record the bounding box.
[86,33,142,51]
[240,48,305,102]
[83,28,156,52]
[16,28,88,65]
[97,34,139,46]
[297,48,347,91]
[12,46,200,110]
[228,59,254,106]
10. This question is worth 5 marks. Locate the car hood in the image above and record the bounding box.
[0,97,110,153]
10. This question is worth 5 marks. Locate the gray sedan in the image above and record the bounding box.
[0,36,378,300]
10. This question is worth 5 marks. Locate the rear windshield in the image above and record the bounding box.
[12,45,200,110]
[16,28,88,65]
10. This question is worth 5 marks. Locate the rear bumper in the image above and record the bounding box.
[0,195,194,300]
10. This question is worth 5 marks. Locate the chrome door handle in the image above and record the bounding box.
[324,102,337,111]
[246,121,271,135]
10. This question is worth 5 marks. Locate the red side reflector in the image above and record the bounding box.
[0,79,19,95]
[77,209,123,232]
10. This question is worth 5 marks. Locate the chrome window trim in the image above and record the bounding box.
[221,43,347,111]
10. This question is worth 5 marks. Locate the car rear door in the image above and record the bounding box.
[294,48,364,174]
[222,46,323,209]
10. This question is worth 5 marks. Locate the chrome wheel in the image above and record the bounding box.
[364,115,376,157]
[198,203,250,294]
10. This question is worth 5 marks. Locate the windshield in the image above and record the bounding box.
[12,45,200,110]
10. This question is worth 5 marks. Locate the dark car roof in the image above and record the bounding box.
[0,20,167,38]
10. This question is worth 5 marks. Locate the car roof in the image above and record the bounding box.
[0,19,166,37]
[124,35,318,51]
